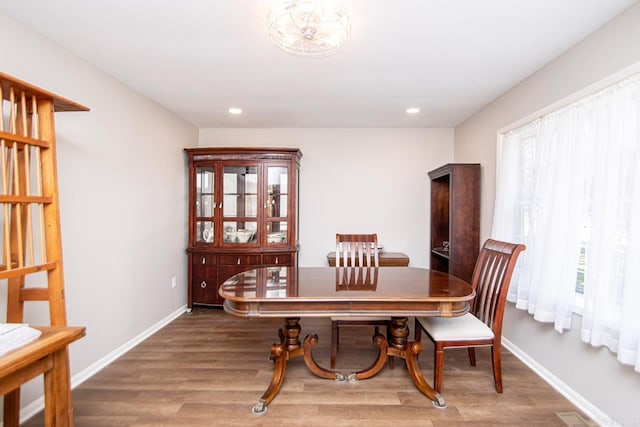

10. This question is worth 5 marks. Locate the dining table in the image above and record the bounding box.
[219,266,475,415]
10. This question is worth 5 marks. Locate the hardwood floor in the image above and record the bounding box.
[24,308,592,426]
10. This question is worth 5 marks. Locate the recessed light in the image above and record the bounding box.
[406,107,420,114]
[228,107,243,115]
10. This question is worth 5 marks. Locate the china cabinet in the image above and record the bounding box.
[185,147,302,309]
[428,163,480,282]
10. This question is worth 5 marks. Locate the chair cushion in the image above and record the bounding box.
[331,316,390,322]
[416,313,494,341]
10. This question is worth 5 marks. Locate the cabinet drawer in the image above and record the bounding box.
[218,254,261,266]
[263,253,292,266]
[192,265,216,281]
[192,254,216,265]
[191,266,219,305]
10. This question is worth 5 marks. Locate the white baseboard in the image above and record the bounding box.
[502,337,619,427]
[18,305,187,424]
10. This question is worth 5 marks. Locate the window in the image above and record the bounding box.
[493,73,640,372]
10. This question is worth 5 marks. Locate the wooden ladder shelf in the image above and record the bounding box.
[0,72,89,426]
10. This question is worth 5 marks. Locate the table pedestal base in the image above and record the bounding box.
[252,316,445,414]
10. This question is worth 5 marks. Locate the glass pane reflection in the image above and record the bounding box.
[196,221,214,243]
[196,166,214,219]
[265,267,288,297]
[266,195,287,217]
[267,221,287,243]
[223,166,258,218]
[223,221,257,243]
[267,167,288,193]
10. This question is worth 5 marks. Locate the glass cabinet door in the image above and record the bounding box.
[222,165,258,244]
[195,166,215,244]
[265,165,289,244]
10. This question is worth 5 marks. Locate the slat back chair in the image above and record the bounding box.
[331,233,393,369]
[335,233,379,268]
[331,233,391,368]
[415,239,526,393]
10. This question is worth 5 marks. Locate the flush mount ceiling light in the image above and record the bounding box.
[228,107,243,115]
[267,0,351,57]
[406,107,420,114]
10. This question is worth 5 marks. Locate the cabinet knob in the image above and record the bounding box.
[237,258,241,265]
[201,257,206,264]
[275,257,279,264]
[200,281,207,288]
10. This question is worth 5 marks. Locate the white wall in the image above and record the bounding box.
[199,128,453,267]
[0,11,198,412]
[454,3,640,425]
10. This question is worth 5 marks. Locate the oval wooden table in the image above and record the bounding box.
[219,266,474,414]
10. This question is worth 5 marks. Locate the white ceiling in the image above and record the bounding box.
[1,0,637,128]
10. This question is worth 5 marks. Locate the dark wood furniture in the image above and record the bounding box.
[327,251,409,266]
[331,234,389,369]
[0,73,88,426]
[415,239,525,393]
[219,266,475,414]
[185,147,302,310]
[428,163,480,282]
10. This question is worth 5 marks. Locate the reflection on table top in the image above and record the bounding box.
[326,251,410,267]
[219,266,474,319]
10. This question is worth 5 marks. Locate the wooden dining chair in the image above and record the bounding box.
[414,239,526,393]
[331,233,391,369]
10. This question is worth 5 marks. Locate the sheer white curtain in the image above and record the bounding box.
[493,74,640,371]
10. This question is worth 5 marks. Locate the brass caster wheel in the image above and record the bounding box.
[252,400,267,415]
[432,394,447,409]
[335,373,348,383]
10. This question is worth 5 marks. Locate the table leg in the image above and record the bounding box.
[389,316,410,351]
[345,317,407,381]
[254,316,446,414]
[351,333,389,381]
[3,390,20,426]
[253,317,301,415]
[390,316,446,408]
[44,347,74,425]
[254,317,349,414]
[405,341,446,408]
[302,334,342,380]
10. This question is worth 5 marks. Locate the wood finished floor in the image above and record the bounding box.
[24,308,592,426]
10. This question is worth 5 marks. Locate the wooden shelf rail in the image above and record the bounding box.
[0,72,89,426]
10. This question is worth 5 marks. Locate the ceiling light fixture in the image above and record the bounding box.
[267,0,351,57]
[228,107,243,115]
[406,107,420,114]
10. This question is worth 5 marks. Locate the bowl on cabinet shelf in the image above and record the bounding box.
[234,229,254,243]
[267,232,287,243]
